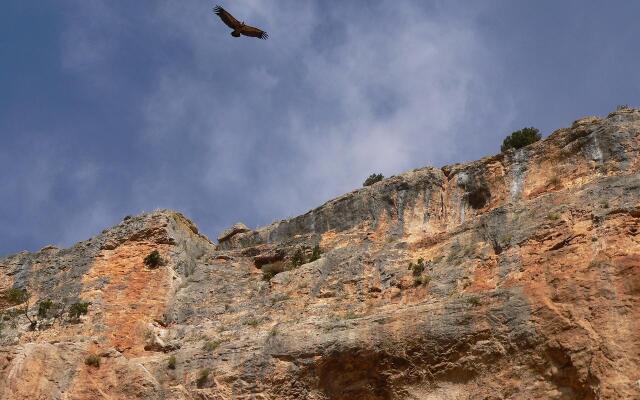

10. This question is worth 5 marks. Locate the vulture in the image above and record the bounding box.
[213,5,268,40]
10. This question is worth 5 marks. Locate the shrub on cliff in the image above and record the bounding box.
[3,288,28,305]
[202,339,222,352]
[37,299,54,318]
[413,275,430,286]
[466,295,481,307]
[196,368,211,388]
[408,258,425,276]
[0,289,44,330]
[85,354,101,368]
[144,250,164,268]
[363,173,384,187]
[291,248,306,267]
[500,127,541,152]
[309,244,322,262]
[68,301,90,320]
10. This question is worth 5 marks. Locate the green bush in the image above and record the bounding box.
[291,248,305,267]
[501,127,541,152]
[408,258,425,276]
[196,368,211,388]
[547,212,560,221]
[68,301,90,320]
[85,354,101,368]
[466,296,481,307]
[309,244,322,262]
[413,274,431,286]
[363,173,384,187]
[167,355,176,370]
[202,339,222,352]
[37,299,53,318]
[144,250,163,268]
[4,288,28,305]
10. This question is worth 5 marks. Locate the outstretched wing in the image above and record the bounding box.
[240,24,269,40]
[213,5,241,30]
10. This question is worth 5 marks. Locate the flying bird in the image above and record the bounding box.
[213,5,268,40]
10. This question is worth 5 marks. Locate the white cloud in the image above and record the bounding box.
[7,0,639,256]
[51,0,515,238]
[138,1,512,226]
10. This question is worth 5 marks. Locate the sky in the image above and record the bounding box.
[1,0,639,256]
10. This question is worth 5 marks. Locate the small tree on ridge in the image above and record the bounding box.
[501,127,541,152]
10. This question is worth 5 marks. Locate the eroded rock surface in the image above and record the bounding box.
[1,109,639,399]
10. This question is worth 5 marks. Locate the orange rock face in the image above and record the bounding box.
[0,109,639,399]
[82,241,173,356]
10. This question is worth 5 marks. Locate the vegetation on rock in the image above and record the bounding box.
[196,368,211,388]
[466,295,481,307]
[408,258,426,276]
[202,339,222,352]
[144,250,164,268]
[0,288,90,331]
[501,127,541,152]
[68,301,90,320]
[413,275,430,286]
[309,244,322,262]
[3,288,28,305]
[167,355,176,370]
[37,299,54,318]
[85,354,101,368]
[262,246,322,281]
[363,173,384,187]
[547,212,561,221]
[290,248,305,267]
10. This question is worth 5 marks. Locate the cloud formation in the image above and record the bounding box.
[133,1,511,226]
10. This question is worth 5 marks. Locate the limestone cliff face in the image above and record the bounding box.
[1,108,639,400]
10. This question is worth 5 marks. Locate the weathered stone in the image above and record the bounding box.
[39,245,59,252]
[217,222,252,243]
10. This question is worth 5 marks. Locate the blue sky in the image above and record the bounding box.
[1,0,639,256]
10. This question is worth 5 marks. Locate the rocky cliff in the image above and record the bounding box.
[1,108,639,399]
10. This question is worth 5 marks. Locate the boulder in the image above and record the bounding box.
[217,222,252,243]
